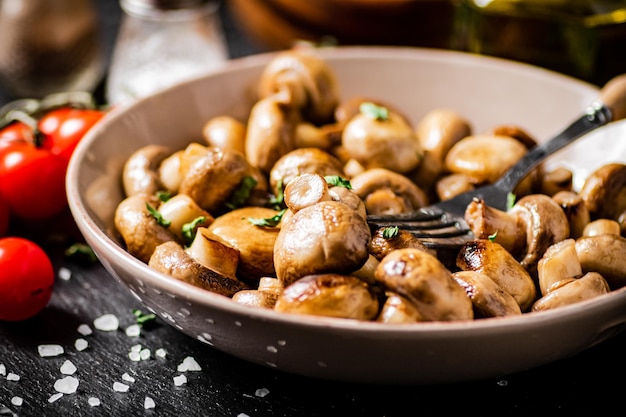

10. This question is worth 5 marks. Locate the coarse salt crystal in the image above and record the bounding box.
[113,382,129,392]
[122,373,135,383]
[255,388,270,398]
[60,360,77,375]
[10,396,22,406]
[237,414,251,417]
[94,314,119,331]
[0,364,5,375]
[54,376,79,394]
[48,393,63,403]
[125,324,141,337]
[139,349,151,361]
[128,351,141,362]
[7,373,20,381]
[75,338,89,352]
[38,344,64,357]
[156,348,167,358]
[77,324,93,336]
[130,344,142,352]
[58,267,72,281]
[144,396,156,409]
[173,374,187,386]
[177,356,201,372]
[88,397,101,407]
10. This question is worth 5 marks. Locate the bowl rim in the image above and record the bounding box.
[66,45,626,336]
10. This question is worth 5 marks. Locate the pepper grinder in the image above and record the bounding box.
[106,0,228,105]
[0,0,105,99]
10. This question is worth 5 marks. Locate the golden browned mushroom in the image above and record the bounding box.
[257,49,339,125]
[148,240,248,297]
[368,227,435,262]
[350,168,429,215]
[376,291,424,324]
[452,270,522,318]
[268,147,345,196]
[578,163,626,222]
[552,190,591,239]
[489,124,538,149]
[114,193,178,263]
[341,103,423,174]
[232,277,283,309]
[582,219,621,237]
[444,134,528,185]
[435,173,476,202]
[178,146,259,214]
[375,248,473,321]
[274,200,371,286]
[244,95,298,174]
[274,273,379,320]
[536,238,582,296]
[202,115,247,155]
[538,167,573,196]
[457,239,537,312]
[575,234,626,289]
[531,272,610,312]
[122,145,171,197]
[207,206,281,284]
[416,108,472,166]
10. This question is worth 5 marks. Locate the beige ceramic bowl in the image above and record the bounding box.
[67,46,626,384]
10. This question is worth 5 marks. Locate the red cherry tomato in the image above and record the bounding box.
[0,121,31,151]
[0,192,9,236]
[38,107,105,162]
[0,142,68,221]
[0,237,54,321]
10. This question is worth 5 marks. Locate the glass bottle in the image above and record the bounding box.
[106,0,228,105]
[0,0,105,99]
[453,0,626,86]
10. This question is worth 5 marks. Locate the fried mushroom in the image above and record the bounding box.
[122,145,170,197]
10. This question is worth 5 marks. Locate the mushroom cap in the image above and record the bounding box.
[207,206,282,283]
[122,145,170,197]
[274,273,379,320]
[368,227,434,262]
[452,270,522,319]
[575,233,626,289]
[415,108,471,163]
[202,115,247,155]
[531,272,610,312]
[578,163,626,221]
[274,200,371,286]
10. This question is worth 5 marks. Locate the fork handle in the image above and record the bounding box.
[495,73,626,191]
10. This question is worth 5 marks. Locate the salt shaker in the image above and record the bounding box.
[106,0,228,105]
[0,0,105,99]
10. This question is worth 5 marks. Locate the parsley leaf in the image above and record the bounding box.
[146,203,171,227]
[225,176,257,210]
[382,226,399,239]
[359,102,389,121]
[247,209,286,227]
[182,216,207,246]
[325,175,352,189]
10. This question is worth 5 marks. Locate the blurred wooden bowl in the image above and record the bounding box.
[228,0,456,51]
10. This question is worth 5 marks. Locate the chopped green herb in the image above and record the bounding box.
[64,243,97,263]
[225,176,257,210]
[182,216,207,246]
[156,190,172,202]
[247,208,286,227]
[325,175,352,189]
[382,226,399,239]
[488,231,498,242]
[506,192,516,210]
[146,203,171,227]
[132,309,157,325]
[359,102,389,121]
[267,179,286,210]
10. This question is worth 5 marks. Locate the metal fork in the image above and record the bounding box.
[367,74,626,249]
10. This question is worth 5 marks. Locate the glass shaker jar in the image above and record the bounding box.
[0,0,105,99]
[106,0,228,105]
[453,0,626,86]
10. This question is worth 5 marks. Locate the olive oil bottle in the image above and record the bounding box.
[453,0,626,86]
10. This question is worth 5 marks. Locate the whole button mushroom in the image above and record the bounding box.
[274,273,379,321]
[122,145,171,197]
[376,291,425,324]
[274,200,371,287]
[452,270,522,318]
[575,234,626,290]
[415,108,471,168]
[578,163,626,222]
[342,102,423,174]
[531,272,610,312]
[375,248,474,322]
[202,115,247,155]
[552,190,591,239]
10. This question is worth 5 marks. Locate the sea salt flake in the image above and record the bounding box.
[0,364,5,375]
[10,396,22,406]
[255,388,270,398]
[88,397,101,407]
[60,360,77,375]
[173,374,187,386]
[139,349,151,360]
[94,314,119,331]
[54,376,79,394]
[155,348,167,358]
[130,344,142,352]
[113,382,129,392]
[237,414,251,417]
[144,396,156,409]
[177,356,201,372]
[122,373,135,383]
[125,324,141,337]
[128,351,141,362]
[7,373,20,381]
[58,267,72,281]
[38,344,64,357]
[75,338,89,351]
[77,324,93,336]
[48,393,63,403]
